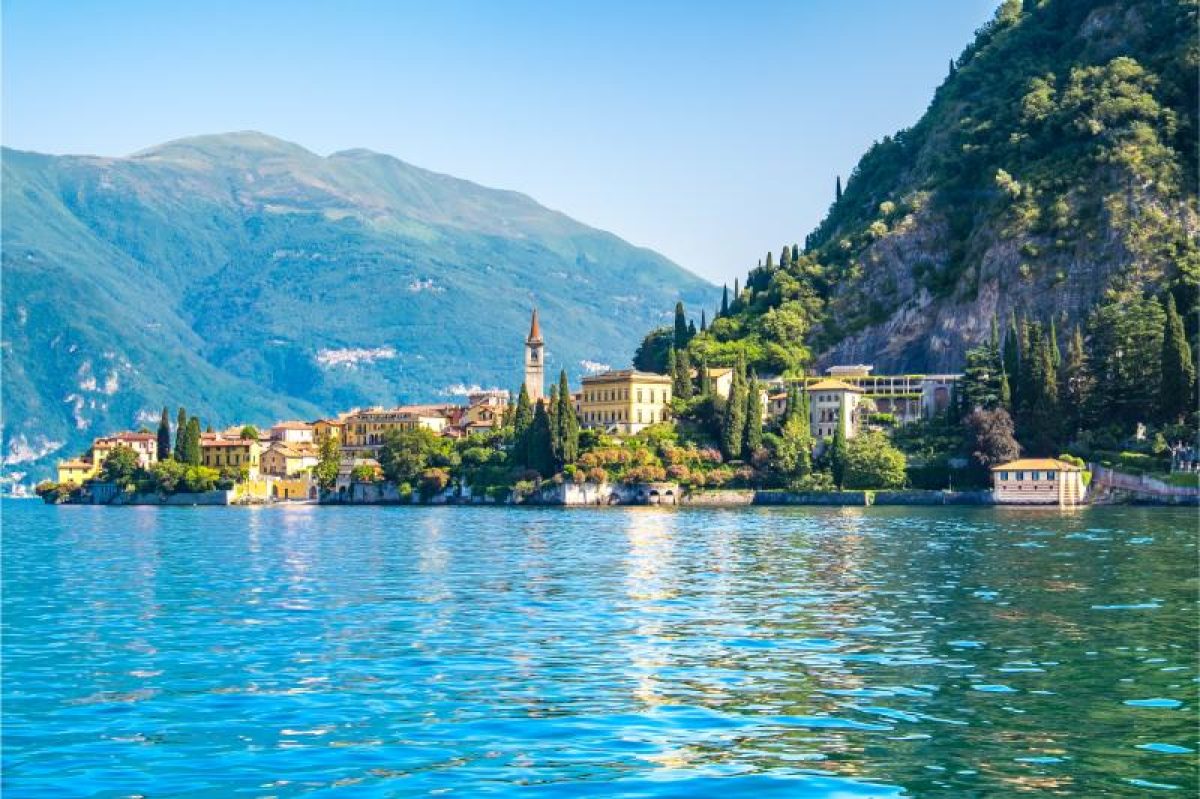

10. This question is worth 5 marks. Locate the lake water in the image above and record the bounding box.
[3,502,1196,797]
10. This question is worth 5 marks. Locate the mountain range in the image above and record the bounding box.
[1,132,713,480]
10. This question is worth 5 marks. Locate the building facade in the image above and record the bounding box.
[57,458,98,486]
[260,442,319,477]
[342,406,451,454]
[200,435,262,479]
[270,421,315,445]
[806,379,863,440]
[524,309,545,403]
[92,432,159,470]
[579,369,672,435]
[991,458,1087,505]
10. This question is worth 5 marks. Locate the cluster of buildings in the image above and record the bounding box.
[55,308,1088,505]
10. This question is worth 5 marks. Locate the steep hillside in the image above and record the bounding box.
[687,0,1196,375]
[1,133,713,480]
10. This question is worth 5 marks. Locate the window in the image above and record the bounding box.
[1046,470,1056,480]
[1016,471,1025,481]
[1000,471,1009,480]
[637,389,643,402]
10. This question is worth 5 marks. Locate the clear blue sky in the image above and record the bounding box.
[2,0,998,285]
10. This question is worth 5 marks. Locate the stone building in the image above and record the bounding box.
[991,458,1087,505]
[806,379,863,440]
[579,369,673,435]
[524,309,545,403]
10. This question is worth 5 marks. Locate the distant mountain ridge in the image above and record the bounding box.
[1,132,713,481]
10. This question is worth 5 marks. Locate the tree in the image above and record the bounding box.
[676,348,694,400]
[239,425,259,440]
[1024,328,1061,454]
[1048,317,1062,368]
[697,357,712,397]
[181,418,202,465]
[744,372,763,453]
[512,383,534,466]
[1002,312,1020,395]
[835,175,843,202]
[774,387,812,481]
[314,434,341,490]
[527,400,555,477]
[843,431,907,489]
[721,354,747,460]
[966,408,1021,468]
[674,302,689,349]
[828,406,848,489]
[378,427,444,487]
[1160,293,1195,423]
[633,327,674,373]
[553,370,580,466]
[666,348,679,393]
[687,319,697,339]
[720,284,729,317]
[962,344,1003,411]
[1088,295,1165,425]
[1062,325,1094,438]
[700,310,707,332]
[174,407,188,461]
[157,407,172,462]
[100,445,141,486]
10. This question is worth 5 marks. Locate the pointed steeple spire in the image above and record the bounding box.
[527,308,543,343]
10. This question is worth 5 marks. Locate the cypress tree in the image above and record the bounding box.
[1063,325,1093,437]
[674,302,688,349]
[512,384,534,465]
[780,245,792,270]
[687,320,697,339]
[721,354,747,460]
[666,348,678,388]
[1160,293,1195,423]
[720,285,729,317]
[791,244,800,263]
[547,383,560,452]
[999,371,1012,410]
[744,373,763,453]
[676,347,694,400]
[157,406,172,461]
[835,175,843,202]
[1049,317,1061,368]
[553,370,579,465]
[182,417,202,465]
[764,251,774,271]
[1002,312,1020,397]
[829,405,848,489]
[527,401,555,477]
[174,407,187,461]
[1026,332,1060,454]
[697,357,712,397]
[700,310,707,332]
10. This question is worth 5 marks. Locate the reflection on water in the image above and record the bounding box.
[2,503,1196,797]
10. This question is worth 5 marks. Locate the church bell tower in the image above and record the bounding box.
[524,309,545,402]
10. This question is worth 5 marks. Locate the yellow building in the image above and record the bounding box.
[579,369,673,435]
[260,442,319,477]
[92,432,159,469]
[992,458,1087,505]
[342,406,451,454]
[200,435,261,479]
[57,458,98,486]
[312,417,347,445]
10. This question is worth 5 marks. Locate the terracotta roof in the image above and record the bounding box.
[581,369,673,384]
[201,438,256,448]
[991,458,1083,471]
[527,308,543,342]
[60,458,94,468]
[271,420,313,430]
[807,379,862,393]
[96,432,156,442]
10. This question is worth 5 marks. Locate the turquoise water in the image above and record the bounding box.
[3,502,1196,797]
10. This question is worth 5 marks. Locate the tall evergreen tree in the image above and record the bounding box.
[829,406,848,489]
[687,319,697,339]
[174,407,188,461]
[791,243,800,263]
[676,347,694,400]
[1003,312,1020,390]
[547,383,560,448]
[673,302,689,349]
[999,370,1012,410]
[666,348,679,388]
[157,406,172,461]
[1025,331,1061,454]
[697,357,712,397]
[835,175,843,202]
[512,384,534,465]
[182,417,202,465]
[1048,317,1062,368]
[720,285,729,317]
[553,370,579,465]
[1160,293,1196,423]
[780,244,792,269]
[744,373,763,453]
[1063,325,1094,438]
[700,310,707,332]
[527,401,555,477]
[1088,296,1165,425]
[721,354,747,460]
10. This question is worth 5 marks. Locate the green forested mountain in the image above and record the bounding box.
[1,132,712,480]
[680,0,1197,378]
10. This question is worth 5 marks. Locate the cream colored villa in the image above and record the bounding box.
[579,369,672,435]
[807,379,863,439]
[991,458,1087,506]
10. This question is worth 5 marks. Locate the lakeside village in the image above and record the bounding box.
[40,307,1200,508]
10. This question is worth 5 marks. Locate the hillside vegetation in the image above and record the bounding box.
[670,0,1197,377]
